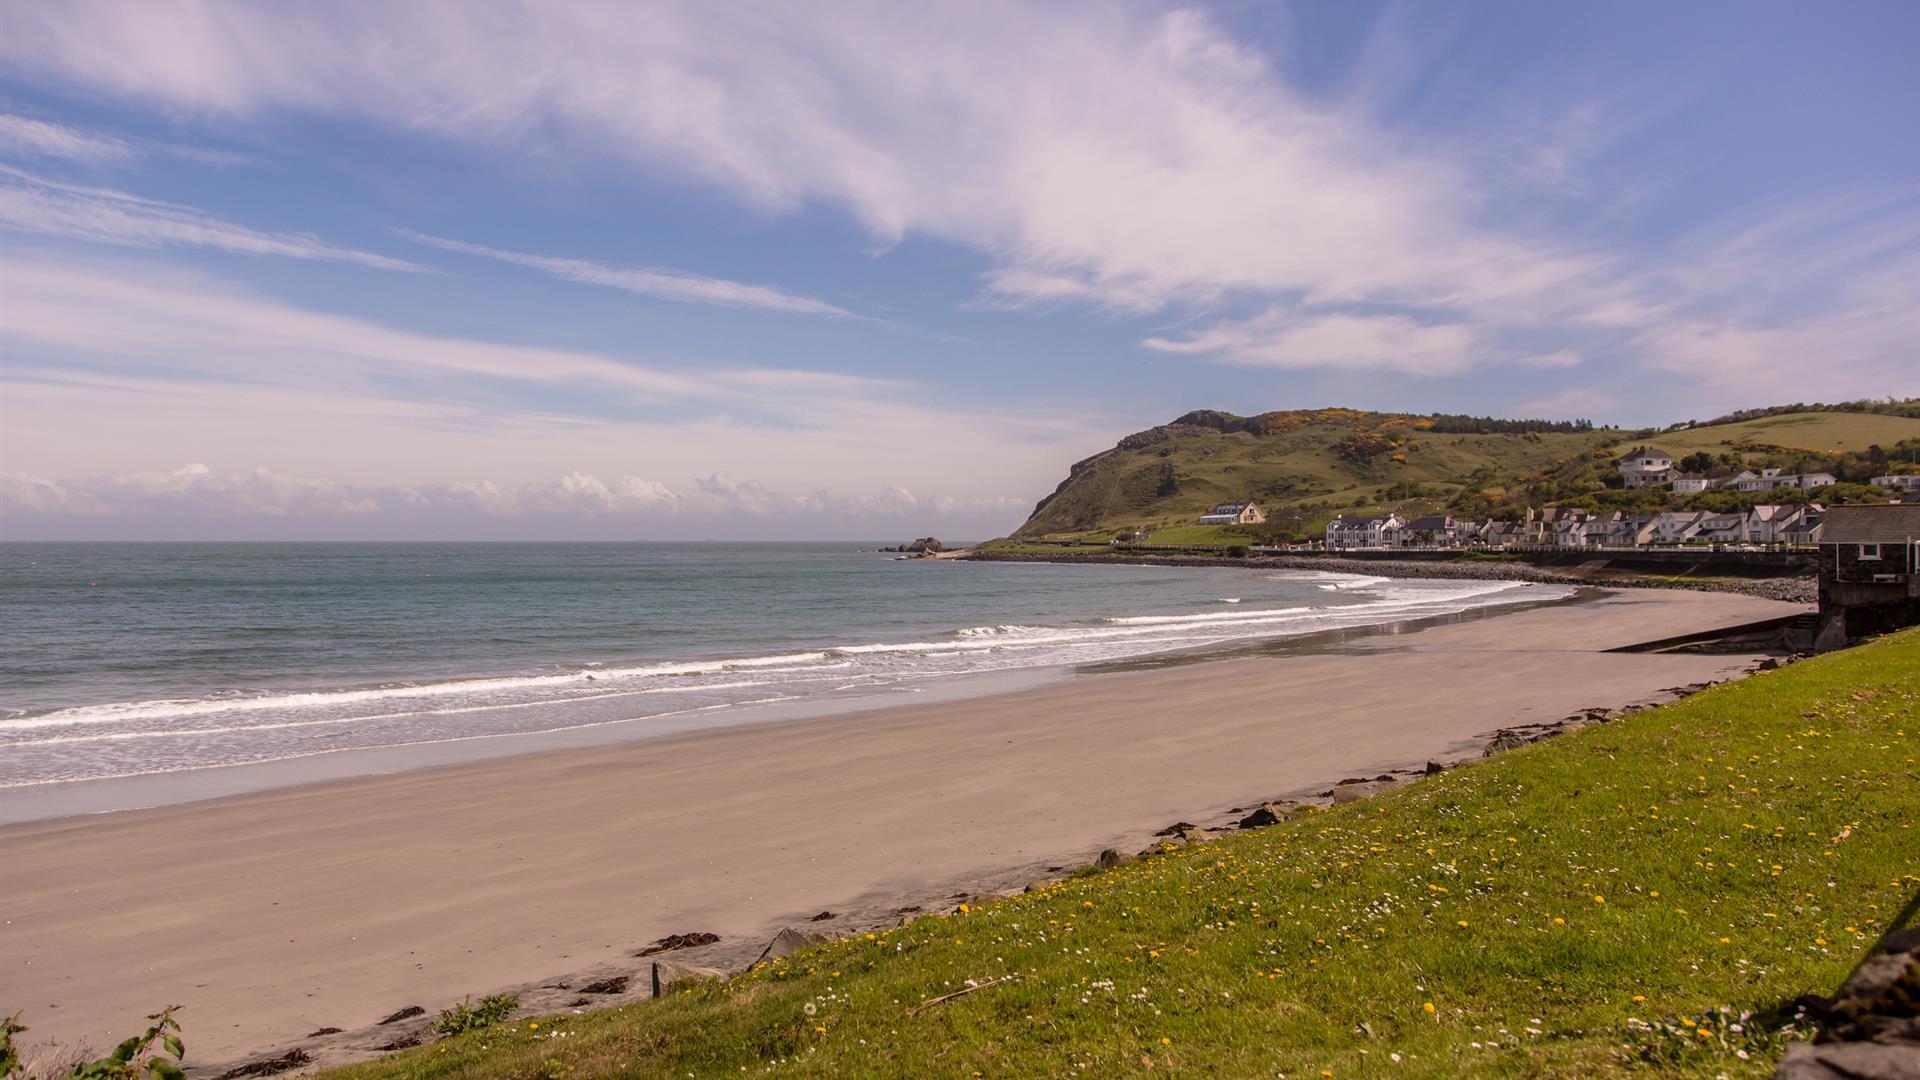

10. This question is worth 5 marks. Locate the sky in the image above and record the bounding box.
[1,1,1916,540]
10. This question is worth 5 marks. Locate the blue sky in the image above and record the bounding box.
[1,0,1916,539]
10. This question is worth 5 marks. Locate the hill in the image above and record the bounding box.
[1008,405,1920,543]
[323,627,1920,1079]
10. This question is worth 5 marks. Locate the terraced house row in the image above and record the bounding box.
[1325,503,1828,551]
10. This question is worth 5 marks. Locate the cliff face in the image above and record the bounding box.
[1013,408,1614,539]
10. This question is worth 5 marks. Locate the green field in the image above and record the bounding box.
[325,630,1919,1080]
[1648,412,1920,456]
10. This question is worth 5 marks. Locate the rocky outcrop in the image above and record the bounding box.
[753,927,826,966]
[1774,928,1920,1078]
[650,959,725,997]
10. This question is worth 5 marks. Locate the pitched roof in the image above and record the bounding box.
[1205,502,1254,514]
[1616,445,1674,462]
[1819,504,1920,545]
[1403,515,1452,530]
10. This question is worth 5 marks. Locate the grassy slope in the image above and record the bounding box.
[1011,410,1919,542]
[1018,423,1610,539]
[330,630,1920,1080]
[1649,412,1920,456]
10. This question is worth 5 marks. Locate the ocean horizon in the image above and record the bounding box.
[0,541,1558,791]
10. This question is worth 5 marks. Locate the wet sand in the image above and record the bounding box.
[0,588,1802,1068]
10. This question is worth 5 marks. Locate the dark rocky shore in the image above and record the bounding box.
[964,549,1817,604]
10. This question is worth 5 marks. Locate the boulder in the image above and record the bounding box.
[1174,828,1214,845]
[1483,731,1530,757]
[651,959,725,996]
[1096,848,1124,869]
[1771,928,1920,1078]
[1774,1042,1920,1079]
[754,927,825,966]
[1154,821,1198,836]
[1237,803,1292,829]
[376,1006,424,1025]
[1331,781,1388,805]
[577,975,630,995]
[1424,760,1444,776]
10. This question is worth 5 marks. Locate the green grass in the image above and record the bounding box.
[1645,412,1920,456]
[1014,407,1916,540]
[327,630,1920,1079]
[1140,524,1239,546]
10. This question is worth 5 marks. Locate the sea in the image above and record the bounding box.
[0,543,1563,795]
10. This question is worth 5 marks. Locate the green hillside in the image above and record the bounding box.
[1649,411,1920,457]
[1007,405,1920,543]
[324,628,1920,1079]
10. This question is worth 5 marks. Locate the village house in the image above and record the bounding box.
[1476,520,1528,547]
[1325,513,1403,550]
[1616,446,1676,489]
[1197,502,1266,526]
[1647,510,1710,544]
[1695,512,1745,544]
[1671,474,1711,494]
[1398,515,1460,547]
[1736,469,1834,493]
[1814,504,1920,649]
[1871,474,1920,492]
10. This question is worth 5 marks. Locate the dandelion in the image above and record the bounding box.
[1161,1038,1171,1046]
[1593,895,1605,904]
[1552,917,1565,926]
[1423,1002,1436,1014]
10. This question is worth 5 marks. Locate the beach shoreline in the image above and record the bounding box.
[964,548,1818,603]
[0,587,1808,1072]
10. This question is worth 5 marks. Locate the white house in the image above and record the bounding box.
[1649,511,1710,544]
[1672,474,1711,494]
[1698,512,1746,543]
[1798,473,1837,489]
[1198,502,1266,525]
[1780,505,1825,545]
[1872,474,1920,492]
[1325,513,1404,550]
[1617,446,1677,489]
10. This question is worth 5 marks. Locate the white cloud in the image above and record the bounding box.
[397,230,852,316]
[2,3,1910,427]
[0,113,136,164]
[0,166,419,269]
[1143,310,1479,376]
[0,253,1104,534]
[1513,350,1583,369]
[0,462,1028,540]
[0,2,1609,366]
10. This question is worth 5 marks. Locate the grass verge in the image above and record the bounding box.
[327,630,1919,1079]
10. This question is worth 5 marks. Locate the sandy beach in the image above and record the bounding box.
[0,588,1804,1068]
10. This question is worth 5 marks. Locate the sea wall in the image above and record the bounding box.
[964,550,1817,604]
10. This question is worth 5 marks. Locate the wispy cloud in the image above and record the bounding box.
[398,229,854,317]
[0,166,419,269]
[0,462,1024,535]
[0,113,136,164]
[0,253,1103,532]
[1144,310,1480,377]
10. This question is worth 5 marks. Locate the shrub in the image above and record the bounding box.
[2,1007,185,1080]
[433,995,519,1037]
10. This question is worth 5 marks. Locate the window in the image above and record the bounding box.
[1858,543,1881,561]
